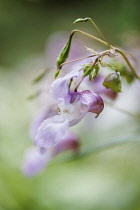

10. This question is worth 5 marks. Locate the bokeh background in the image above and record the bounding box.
[1,0,140,209]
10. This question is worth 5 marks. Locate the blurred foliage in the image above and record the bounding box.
[1,0,140,210]
[0,0,140,67]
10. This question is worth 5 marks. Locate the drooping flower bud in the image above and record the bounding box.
[56,32,74,69]
[103,72,122,92]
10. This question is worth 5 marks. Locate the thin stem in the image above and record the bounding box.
[60,54,97,68]
[89,18,111,48]
[61,50,109,68]
[71,30,139,80]
[78,135,140,159]
[115,48,140,80]
[125,51,139,67]
[72,30,109,47]
[75,76,85,91]
[58,134,140,164]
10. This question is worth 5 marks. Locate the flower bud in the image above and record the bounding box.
[89,65,99,80]
[73,17,89,24]
[83,63,94,77]
[56,33,74,69]
[119,65,134,84]
[54,69,60,79]
[103,72,122,92]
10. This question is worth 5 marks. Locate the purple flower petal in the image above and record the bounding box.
[30,104,58,139]
[50,69,80,100]
[57,91,85,126]
[22,147,51,177]
[23,132,79,177]
[81,90,104,117]
[35,115,69,149]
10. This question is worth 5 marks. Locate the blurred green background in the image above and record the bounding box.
[0,0,140,209]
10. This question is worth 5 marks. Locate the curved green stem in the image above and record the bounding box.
[58,134,140,164]
[72,29,108,47]
[88,18,111,48]
[60,54,96,68]
[78,135,140,160]
[115,48,140,80]
[71,30,140,80]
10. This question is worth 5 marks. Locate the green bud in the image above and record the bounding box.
[111,62,135,84]
[56,33,74,69]
[89,65,100,80]
[73,17,89,24]
[83,64,94,77]
[103,72,122,92]
[54,69,60,79]
[93,65,99,77]
[84,63,99,78]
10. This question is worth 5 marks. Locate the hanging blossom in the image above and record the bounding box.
[23,61,104,176]
[35,68,104,150]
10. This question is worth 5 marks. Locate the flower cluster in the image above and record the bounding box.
[23,66,104,176]
[23,17,138,176]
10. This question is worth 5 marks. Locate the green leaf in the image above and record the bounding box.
[32,69,48,84]
[103,72,122,92]
[27,91,41,100]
